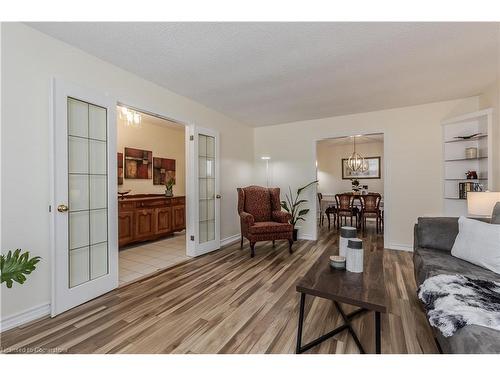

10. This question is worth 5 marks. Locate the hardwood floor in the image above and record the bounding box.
[0,226,438,354]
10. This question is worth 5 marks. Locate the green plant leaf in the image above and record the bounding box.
[0,249,41,288]
[296,180,318,196]
[281,200,290,212]
[297,209,310,217]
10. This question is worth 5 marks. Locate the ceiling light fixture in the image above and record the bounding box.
[347,136,368,173]
[119,106,142,128]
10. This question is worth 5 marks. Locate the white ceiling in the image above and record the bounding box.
[28,22,498,127]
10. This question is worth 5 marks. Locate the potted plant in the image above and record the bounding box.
[351,178,360,192]
[280,180,318,241]
[1,249,41,288]
[165,177,175,197]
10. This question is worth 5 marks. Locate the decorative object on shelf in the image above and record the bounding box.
[118,105,142,128]
[117,152,124,185]
[118,189,131,200]
[280,180,318,241]
[0,249,41,288]
[465,147,478,159]
[339,226,357,257]
[342,156,381,179]
[459,182,483,199]
[467,191,500,217]
[466,170,478,180]
[346,238,364,273]
[329,255,346,270]
[124,147,152,179]
[165,177,175,197]
[153,157,176,185]
[454,133,482,140]
[346,136,367,173]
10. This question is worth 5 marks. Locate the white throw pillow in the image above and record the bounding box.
[451,216,500,274]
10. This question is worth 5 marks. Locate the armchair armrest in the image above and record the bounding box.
[239,211,255,226]
[272,210,291,223]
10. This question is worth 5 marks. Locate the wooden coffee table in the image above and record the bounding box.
[295,247,386,354]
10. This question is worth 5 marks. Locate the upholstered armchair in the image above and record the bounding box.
[237,186,294,257]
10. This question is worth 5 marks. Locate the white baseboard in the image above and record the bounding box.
[387,243,413,252]
[220,233,241,247]
[0,302,51,332]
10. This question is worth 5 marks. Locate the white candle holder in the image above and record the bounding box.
[346,238,364,273]
[339,226,357,257]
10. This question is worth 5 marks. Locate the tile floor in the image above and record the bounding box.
[119,231,189,285]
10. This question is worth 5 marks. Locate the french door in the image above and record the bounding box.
[187,126,221,256]
[51,79,118,316]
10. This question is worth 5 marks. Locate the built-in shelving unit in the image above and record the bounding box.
[442,109,493,216]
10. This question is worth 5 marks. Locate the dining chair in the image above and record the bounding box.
[317,192,324,226]
[335,193,358,228]
[360,193,382,233]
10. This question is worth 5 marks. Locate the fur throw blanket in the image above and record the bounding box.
[418,274,500,337]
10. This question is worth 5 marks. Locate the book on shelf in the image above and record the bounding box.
[458,181,483,199]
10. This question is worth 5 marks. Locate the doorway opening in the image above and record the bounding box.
[116,106,189,285]
[316,133,385,238]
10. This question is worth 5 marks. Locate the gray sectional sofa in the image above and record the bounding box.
[413,217,500,354]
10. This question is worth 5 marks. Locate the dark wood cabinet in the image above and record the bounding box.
[156,207,172,235]
[134,209,156,241]
[118,211,135,247]
[173,205,185,230]
[118,195,185,248]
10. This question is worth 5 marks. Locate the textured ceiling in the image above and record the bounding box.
[28,22,498,127]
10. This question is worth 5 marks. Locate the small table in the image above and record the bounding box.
[295,247,386,354]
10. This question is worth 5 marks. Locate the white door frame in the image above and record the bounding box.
[312,131,388,248]
[186,125,221,257]
[113,99,194,257]
[50,78,118,316]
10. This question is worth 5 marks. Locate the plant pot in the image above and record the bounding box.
[293,228,298,241]
[165,189,173,197]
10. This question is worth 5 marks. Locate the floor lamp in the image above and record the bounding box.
[261,156,271,187]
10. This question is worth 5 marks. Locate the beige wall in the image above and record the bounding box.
[1,23,254,319]
[254,97,481,248]
[118,117,186,196]
[317,141,384,195]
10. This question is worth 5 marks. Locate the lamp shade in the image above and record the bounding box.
[467,192,500,216]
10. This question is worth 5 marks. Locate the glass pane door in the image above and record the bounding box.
[198,134,216,244]
[67,98,108,287]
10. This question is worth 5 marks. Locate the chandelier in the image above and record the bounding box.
[347,136,368,172]
[119,106,142,128]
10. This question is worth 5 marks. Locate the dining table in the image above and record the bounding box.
[321,194,384,230]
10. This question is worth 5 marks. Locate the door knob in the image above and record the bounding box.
[57,204,69,212]
[216,194,221,199]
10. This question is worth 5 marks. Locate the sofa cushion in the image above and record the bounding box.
[492,202,500,224]
[437,324,500,354]
[413,247,500,287]
[451,216,500,274]
[248,221,293,234]
[416,217,459,252]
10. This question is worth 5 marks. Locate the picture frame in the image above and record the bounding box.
[342,156,381,179]
[124,147,152,179]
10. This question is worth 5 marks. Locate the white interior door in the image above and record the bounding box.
[51,79,118,316]
[187,126,221,256]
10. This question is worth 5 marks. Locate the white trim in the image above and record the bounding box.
[0,303,51,332]
[220,233,241,247]
[387,243,413,252]
[312,131,388,247]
